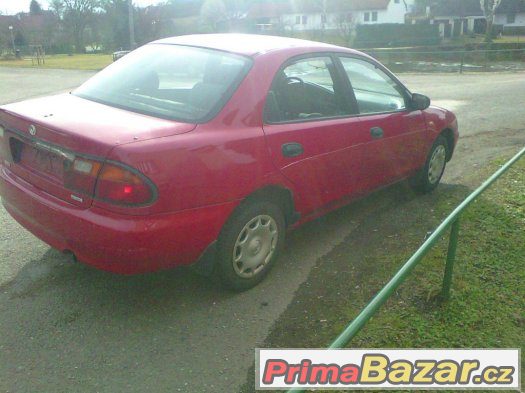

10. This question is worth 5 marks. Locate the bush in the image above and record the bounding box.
[354,23,440,48]
[491,24,504,38]
[503,26,525,36]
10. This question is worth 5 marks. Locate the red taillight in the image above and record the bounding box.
[64,157,156,206]
[64,157,102,196]
[94,162,155,206]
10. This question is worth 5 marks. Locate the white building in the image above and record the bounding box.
[494,0,525,32]
[407,0,525,39]
[248,0,415,32]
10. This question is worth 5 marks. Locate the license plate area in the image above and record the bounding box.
[10,137,65,182]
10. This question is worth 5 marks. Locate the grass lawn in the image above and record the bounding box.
[0,53,112,71]
[247,154,524,392]
[450,34,525,45]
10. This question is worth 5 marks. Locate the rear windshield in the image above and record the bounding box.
[74,44,252,123]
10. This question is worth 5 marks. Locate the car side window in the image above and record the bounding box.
[339,57,407,115]
[265,56,347,123]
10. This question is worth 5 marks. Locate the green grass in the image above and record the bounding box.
[451,34,525,45]
[0,53,112,70]
[349,159,525,351]
[252,155,525,393]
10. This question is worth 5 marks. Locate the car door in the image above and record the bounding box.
[336,55,429,189]
[262,54,377,214]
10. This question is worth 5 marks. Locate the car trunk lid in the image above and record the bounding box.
[0,94,196,208]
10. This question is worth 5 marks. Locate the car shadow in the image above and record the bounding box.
[2,180,467,311]
[0,179,471,392]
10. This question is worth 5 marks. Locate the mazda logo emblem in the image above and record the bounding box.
[29,125,36,136]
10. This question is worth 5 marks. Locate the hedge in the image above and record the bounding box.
[503,25,525,35]
[354,23,440,48]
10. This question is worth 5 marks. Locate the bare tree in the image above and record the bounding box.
[336,12,356,47]
[49,0,65,19]
[480,0,502,42]
[200,0,227,32]
[62,0,101,52]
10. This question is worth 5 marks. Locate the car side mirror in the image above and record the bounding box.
[411,93,431,111]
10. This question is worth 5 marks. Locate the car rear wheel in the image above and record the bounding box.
[216,200,285,291]
[411,135,448,194]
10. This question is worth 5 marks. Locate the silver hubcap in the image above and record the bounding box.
[233,215,278,278]
[428,145,446,184]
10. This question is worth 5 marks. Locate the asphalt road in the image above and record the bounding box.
[0,67,524,393]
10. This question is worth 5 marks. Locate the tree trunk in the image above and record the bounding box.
[485,16,493,42]
[75,28,85,53]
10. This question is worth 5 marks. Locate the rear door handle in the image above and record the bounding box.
[282,142,304,158]
[370,127,384,139]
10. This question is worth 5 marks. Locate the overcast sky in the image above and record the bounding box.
[0,0,164,15]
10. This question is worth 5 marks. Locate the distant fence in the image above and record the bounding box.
[365,48,525,73]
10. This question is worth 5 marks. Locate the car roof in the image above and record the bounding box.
[151,34,357,57]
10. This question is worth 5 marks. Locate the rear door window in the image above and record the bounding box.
[265,56,350,123]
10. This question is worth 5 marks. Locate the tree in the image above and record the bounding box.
[30,0,43,14]
[14,31,27,47]
[336,12,356,47]
[200,0,227,32]
[62,0,102,52]
[49,0,66,19]
[100,0,131,50]
[480,0,502,42]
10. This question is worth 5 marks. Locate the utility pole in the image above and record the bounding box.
[128,0,136,50]
[9,25,15,54]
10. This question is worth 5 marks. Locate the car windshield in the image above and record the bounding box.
[74,44,252,122]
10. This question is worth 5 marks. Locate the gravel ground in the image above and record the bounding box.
[0,67,524,393]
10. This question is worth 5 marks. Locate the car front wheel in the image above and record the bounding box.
[411,135,448,193]
[216,200,285,291]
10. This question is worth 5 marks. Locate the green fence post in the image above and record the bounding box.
[442,217,460,300]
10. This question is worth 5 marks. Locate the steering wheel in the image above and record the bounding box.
[285,76,304,86]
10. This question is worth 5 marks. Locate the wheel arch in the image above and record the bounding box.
[440,128,455,161]
[241,185,299,227]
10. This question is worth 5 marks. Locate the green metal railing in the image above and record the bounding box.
[287,145,525,393]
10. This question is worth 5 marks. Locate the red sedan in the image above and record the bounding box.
[0,34,458,290]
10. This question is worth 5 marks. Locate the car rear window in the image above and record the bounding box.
[74,44,252,123]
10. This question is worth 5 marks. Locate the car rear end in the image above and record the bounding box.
[0,98,204,273]
[0,42,255,274]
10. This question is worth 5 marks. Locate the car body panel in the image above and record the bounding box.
[0,34,459,275]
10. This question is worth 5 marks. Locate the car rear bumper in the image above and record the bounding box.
[0,164,237,274]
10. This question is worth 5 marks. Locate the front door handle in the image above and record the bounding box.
[370,127,384,139]
[282,142,304,158]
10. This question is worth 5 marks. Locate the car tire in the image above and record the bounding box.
[410,135,448,194]
[216,200,285,292]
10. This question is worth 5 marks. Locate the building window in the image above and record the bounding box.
[395,0,400,3]
[364,12,370,22]
[302,15,308,24]
[372,11,378,22]
[295,15,301,24]
[321,13,327,24]
[507,13,516,24]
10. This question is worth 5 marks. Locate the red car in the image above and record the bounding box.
[0,34,458,290]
